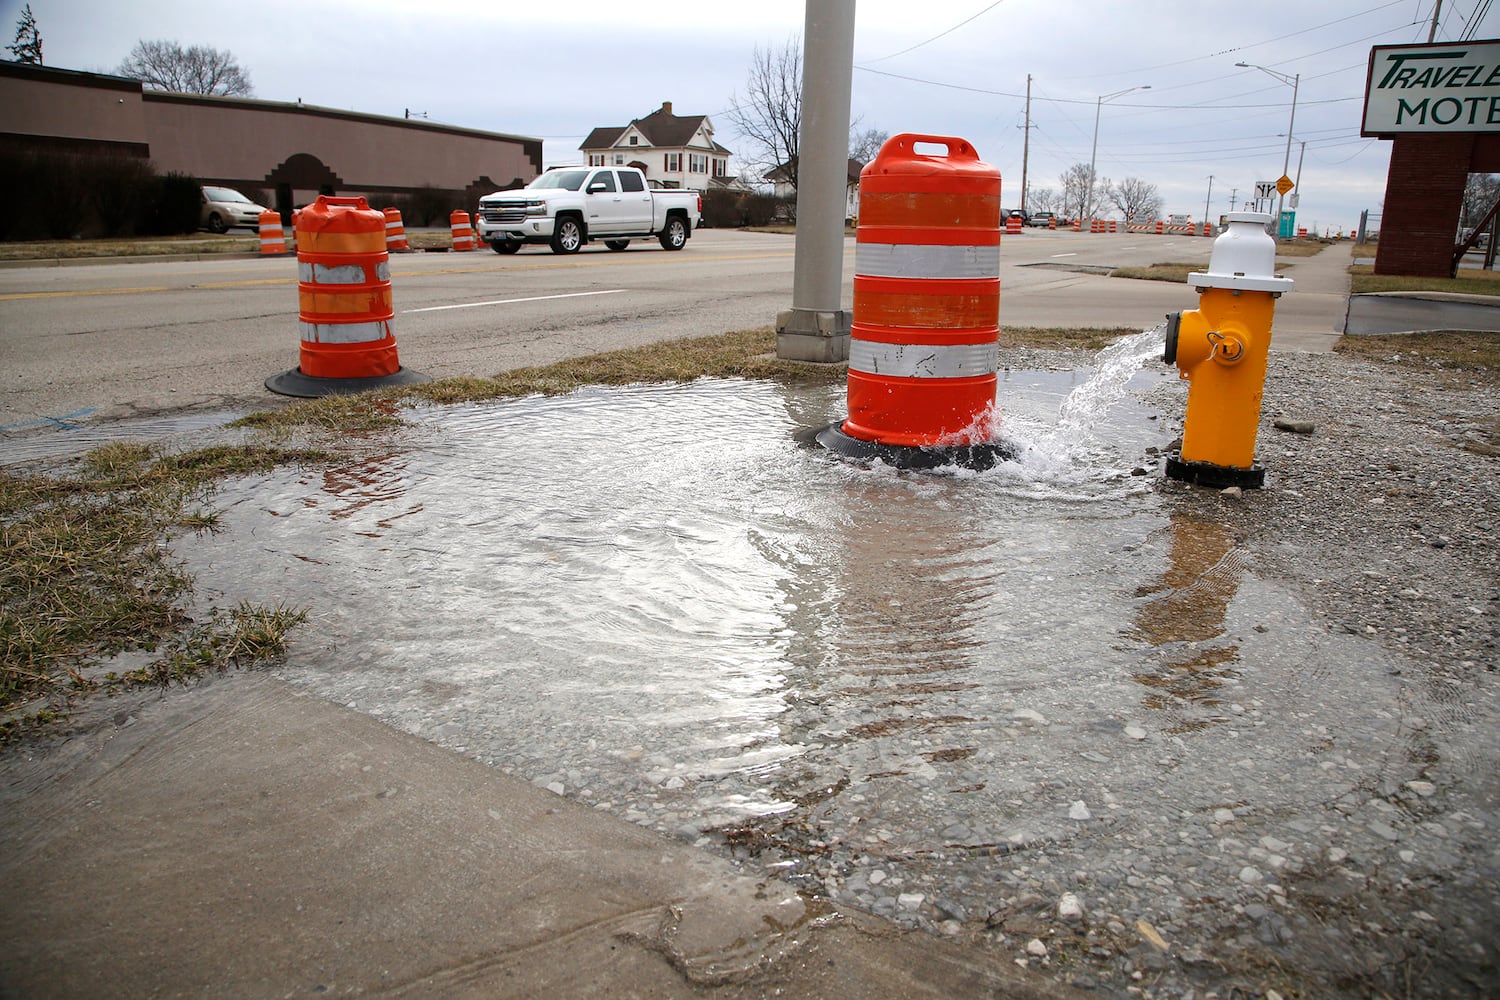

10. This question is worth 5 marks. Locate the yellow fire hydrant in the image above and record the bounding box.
[1163,212,1294,489]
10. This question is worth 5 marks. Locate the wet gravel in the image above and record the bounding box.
[423,347,1500,999]
[11,344,1497,999]
[786,346,1500,998]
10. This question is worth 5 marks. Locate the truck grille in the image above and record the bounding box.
[483,206,526,224]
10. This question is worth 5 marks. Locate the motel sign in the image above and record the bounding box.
[1363,41,1500,134]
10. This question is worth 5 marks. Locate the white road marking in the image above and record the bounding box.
[403,289,625,313]
[1051,252,1077,258]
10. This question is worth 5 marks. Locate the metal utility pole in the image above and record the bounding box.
[1020,74,1031,213]
[1230,188,1238,211]
[1204,175,1213,225]
[1236,62,1299,234]
[1428,0,1443,41]
[1087,85,1149,223]
[776,0,856,362]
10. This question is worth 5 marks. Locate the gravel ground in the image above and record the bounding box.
[5,341,1496,999]
[844,344,1500,998]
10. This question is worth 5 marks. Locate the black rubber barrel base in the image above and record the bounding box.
[265,367,431,399]
[1164,452,1265,490]
[803,422,1018,471]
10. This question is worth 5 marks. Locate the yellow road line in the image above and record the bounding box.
[0,285,172,301]
[0,249,801,301]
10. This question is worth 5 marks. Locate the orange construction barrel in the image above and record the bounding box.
[450,209,475,251]
[265,195,427,397]
[814,133,1012,470]
[258,210,287,255]
[383,206,410,252]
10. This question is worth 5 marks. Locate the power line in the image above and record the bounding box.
[860,0,1009,64]
[1053,1,1408,80]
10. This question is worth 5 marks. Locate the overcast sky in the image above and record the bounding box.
[9,0,1498,233]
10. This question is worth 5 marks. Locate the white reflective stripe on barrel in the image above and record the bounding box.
[849,339,998,378]
[854,243,1000,279]
[300,319,393,344]
[298,261,389,283]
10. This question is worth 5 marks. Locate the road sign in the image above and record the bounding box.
[1255,180,1276,201]
[1276,175,1295,195]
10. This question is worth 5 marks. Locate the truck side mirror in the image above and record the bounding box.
[587,182,607,194]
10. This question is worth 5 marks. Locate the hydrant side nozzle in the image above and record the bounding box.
[1164,312,1181,366]
[1207,329,1247,365]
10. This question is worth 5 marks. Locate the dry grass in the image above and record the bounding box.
[1,441,327,740]
[1273,239,1333,257]
[1001,327,1138,351]
[237,326,1140,433]
[1333,330,1500,374]
[0,234,260,260]
[1349,265,1500,296]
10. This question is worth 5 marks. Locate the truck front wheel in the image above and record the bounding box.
[659,215,688,251]
[550,216,584,254]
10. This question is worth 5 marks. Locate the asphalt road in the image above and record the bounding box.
[0,228,1218,430]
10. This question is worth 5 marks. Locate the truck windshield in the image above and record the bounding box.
[529,170,589,191]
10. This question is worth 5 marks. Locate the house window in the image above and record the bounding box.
[588,154,604,166]
[689,154,707,173]
[665,152,681,171]
[629,135,638,145]
[712,158,726,178]
[613,154,625,165]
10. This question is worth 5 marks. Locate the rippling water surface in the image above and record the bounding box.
[180,366,1444,926]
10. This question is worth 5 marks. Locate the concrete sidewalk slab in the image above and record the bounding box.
[1346,290,1500,335]
[1269,241,1353,352]
[0,675,1068,999]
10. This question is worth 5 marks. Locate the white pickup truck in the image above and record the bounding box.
[476,166,702,255]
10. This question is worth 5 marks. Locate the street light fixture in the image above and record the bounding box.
[1236,62,1299,230]
[1087,85,1150,223]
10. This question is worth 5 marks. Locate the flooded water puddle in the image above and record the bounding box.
[0,409,250,466]
[180,364,1480,949]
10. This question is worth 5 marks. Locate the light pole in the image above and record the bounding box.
[1236,62,1299,233]
[1087,85,1149,223]
[1278,133,1307,232]
[1204,175,1213,227]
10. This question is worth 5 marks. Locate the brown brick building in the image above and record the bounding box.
[0,61,542,222]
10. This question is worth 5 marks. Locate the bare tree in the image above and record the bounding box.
[849,127,889,166]
[1462,173,1500,229]
[725,38,802,191]
[7,4,41,64]
[1058,163,1094,221]
[1105,177,1163,223]
[116,40,253,96]
[1025,186,1058,213]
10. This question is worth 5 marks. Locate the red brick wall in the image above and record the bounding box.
[1374,134,1476,277]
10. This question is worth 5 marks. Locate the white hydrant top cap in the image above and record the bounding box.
[1188,212,1295,294]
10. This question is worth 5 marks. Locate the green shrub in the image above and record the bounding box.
[86,156,156,237]
[144,171,202,235]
